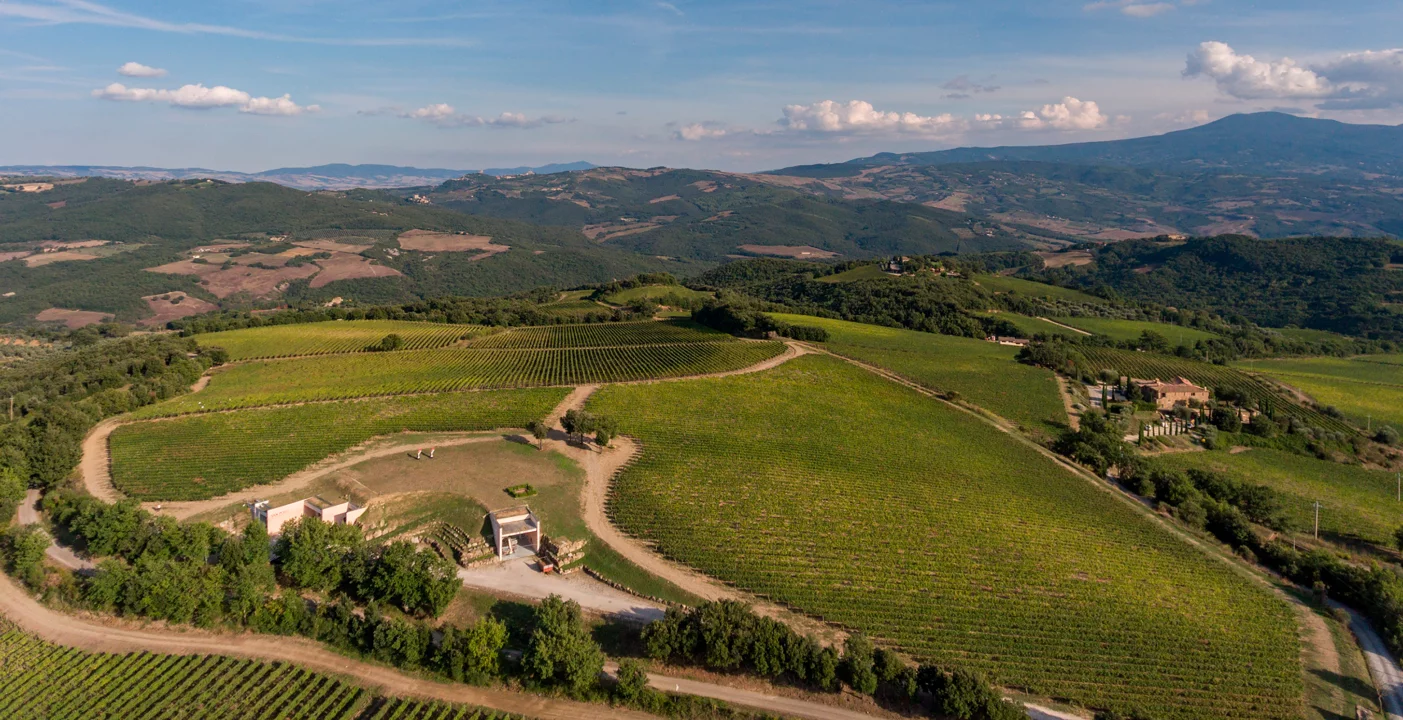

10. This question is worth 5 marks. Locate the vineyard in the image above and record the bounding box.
[1077,347,1356,435]
[0,617,367,719]
[465,319,732,348]
[110,387,567,500]
[1157,447,1403,547]
[358,698,526,720]
[196,320,481,361]
[1237,356,1403,432]
[134,340,783,418]
[590,355,1302,719]
[1050,316,1219,345]
[772,314,1066,435]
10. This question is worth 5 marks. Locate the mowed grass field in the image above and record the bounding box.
[773,314,1066,434]
[0,617,369,719]
[601,284,711,304]
[1239,355,1403,433]
[195,320,481,361]
[973,274,1102,303]
[136,322,783,418]
[591,355,1301,719]
[1158,448,1403,546]
[981,312,1081,339]
[111,387,567,500]
[1050,316,1219,345]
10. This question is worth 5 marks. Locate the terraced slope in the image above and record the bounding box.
[195,320,481,361]
[590,354,1302,719]
[111,387,568,500]
[772,314,1065,435]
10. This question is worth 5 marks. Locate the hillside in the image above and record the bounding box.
[0,162,596,190]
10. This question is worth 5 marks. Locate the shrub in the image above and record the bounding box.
[614,658,651,702]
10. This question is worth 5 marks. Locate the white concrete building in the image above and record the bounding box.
[252,496,366,536]
[488,506,542,558]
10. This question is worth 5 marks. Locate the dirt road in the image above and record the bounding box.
[1331,601,1403,719]
[459,558,665,624]
[16,489,93,571]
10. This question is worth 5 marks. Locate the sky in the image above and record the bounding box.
[1,0,1402,172]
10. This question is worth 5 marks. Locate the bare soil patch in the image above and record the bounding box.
[2,182,53,192]
[25,251,100,267]
[398,229,509,259]
[309,253,404,288]
[0,251,32,263]
[702,210,733,222]
[145,259,318,299]
[649,194,681,204]
[294,239,373,254]
[736,244,838,259]
[140,291,219,326]
[926,192,972,212]
[35,308,113,328]
[46,200,66,209]
[42,240,109,250]
[192,242,250,253]
[582,223,660,242]
[1037,250,1094,268]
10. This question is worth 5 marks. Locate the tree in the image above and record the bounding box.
[274,517,360,592]
[0,465,25,526]
[528,420,549,449]
[373,334,404,352]
[3,524,49,590]
[1377,426,1400,446]
[614,658,651,702]
[522,595,605,694]
[841,633,878,695]
[1393,525,1403,553]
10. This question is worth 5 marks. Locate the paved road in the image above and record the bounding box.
[1331,601,1403,719]
[459,557,665,623]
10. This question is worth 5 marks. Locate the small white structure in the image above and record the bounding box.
[253,496,366,536]
[488,506,542,558]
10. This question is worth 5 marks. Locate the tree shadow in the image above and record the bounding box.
[1310,667,1378,704]
[487,599,538,649]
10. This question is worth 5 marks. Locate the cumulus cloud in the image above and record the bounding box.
[117,61,166,78]
[1085,0,1180,17]
[674,122,729,141]
[93,82,319,115]
[1184,41,1403,110]
[402,104,571,128]
[780,100,964,137]
[978,97,1109,131]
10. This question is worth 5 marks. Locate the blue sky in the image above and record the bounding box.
[1,0,1401,171]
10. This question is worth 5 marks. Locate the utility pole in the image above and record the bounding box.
[1313,501,1322,540]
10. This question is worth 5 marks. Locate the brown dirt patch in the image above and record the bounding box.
[25,251,100,267]
[1037,250,1094,268]
[35,308,113,328]
[145,260,319,299]
[309,254,403,288]
[294,239,373,254]
[398,229,509,259]
[279,247,322,258]
[649,194,681,204]
[582,223,661,242]
[41,240,109,250]
[2,182,53,192]
[0,251,32,263]
[46,200,66,209]
[926,192,972,212]
[192,242,250,253]
[140,292,219,327]
[736,244,838,259]
[702,211,733,222]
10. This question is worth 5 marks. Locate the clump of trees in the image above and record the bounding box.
[561,409,618,448]
[370,333,405,352]
[690,299,829,341]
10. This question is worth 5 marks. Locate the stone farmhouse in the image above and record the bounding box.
[1133,377,1210,410]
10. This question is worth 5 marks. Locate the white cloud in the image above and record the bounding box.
[402,104,571,128]
[972,98,1111,132]
[117,61,165,78]
[779,100,964,137]
[1084,0,1180,17]
[1183,41,1336,99]
[93,82,317,115]
[674,122,729,141]
[1314,49,1403,110]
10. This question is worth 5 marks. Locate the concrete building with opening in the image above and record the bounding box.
[489,505,542,558]
[252,496,366,536]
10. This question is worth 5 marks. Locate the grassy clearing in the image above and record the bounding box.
[467,319,731,348]
[816,265,890,283]
[980,311,1081,339]
[0,616,369,719]
[110,388,568,501]
[1275,327,1349,343]
[1051,316,1219,344]
[973,274,1102,303]
[1156,448,1403,546]
[1239,356,1403,432]
[133,340,784,417]
[590,354,1301,719]
[196,319,480,361]
[772,313,1066,435]
[602,285,712,304]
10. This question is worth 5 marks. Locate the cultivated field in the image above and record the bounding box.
[1157,447,1403,547]
[196,320,481,361]
[601,285,712,305]
[0,618,368,719]
[972,274,1102,303]
[590,355,1302,719]
[981,312,1080,339]
[1238,356,1403,432]
[135,341,783,417]
[1051,316,1219,344]
[1078,347,1356,435]
[772,314,1066,434]
[816,265,889,283]
[465,320,731,348]
[111,387,567,500]
[34,308,113,328]
[359,698,525,720]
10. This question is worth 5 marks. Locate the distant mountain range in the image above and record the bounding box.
[0,161,596,190]
[777,113,1403,179]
